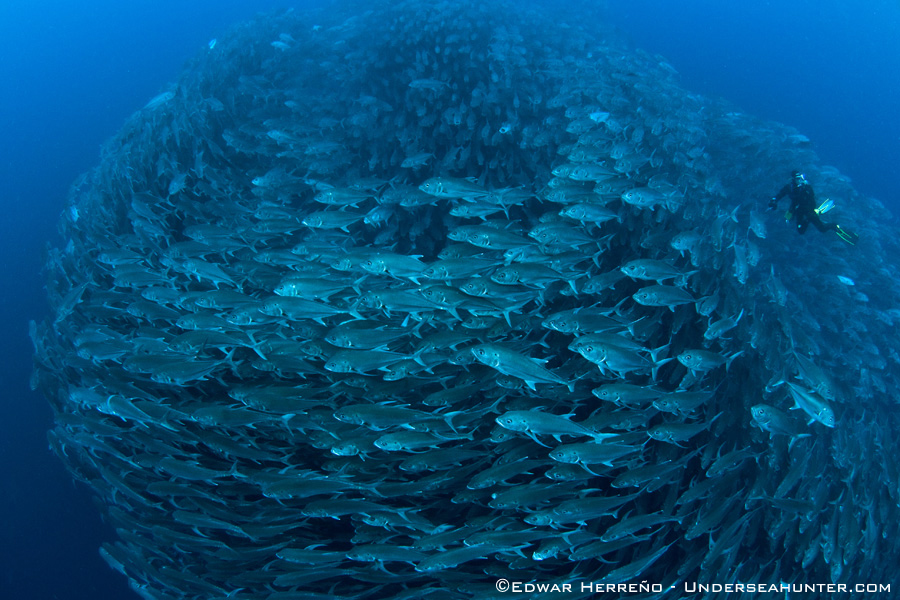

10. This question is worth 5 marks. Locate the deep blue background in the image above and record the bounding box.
[0,1,895,598]
[606,0,900,208]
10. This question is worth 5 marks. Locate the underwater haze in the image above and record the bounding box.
[2,1,898,599]
[605,0,900,210]
[1,3,298,598]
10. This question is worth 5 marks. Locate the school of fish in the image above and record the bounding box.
[30,1,900,599]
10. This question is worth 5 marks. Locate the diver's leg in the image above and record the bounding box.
[809,212,835,233]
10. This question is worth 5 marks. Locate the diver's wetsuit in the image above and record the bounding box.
[771,180,836,235]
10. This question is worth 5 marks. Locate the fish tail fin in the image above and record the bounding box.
[411,350,428,367]
[650,358,671,382]
[246,331,268,360]
[787,434,813,452]
[725,350,744,371]
[649,343,671,364]
[440,410,464,434]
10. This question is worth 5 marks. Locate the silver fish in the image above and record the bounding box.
[471,344,571,390]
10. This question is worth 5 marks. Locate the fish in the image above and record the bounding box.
[705,447,759,478]
[620,187,669,210]
[750,404,811,442]
[490,263,573,290]
[571,336,670,379]
[401,152,433,169]
[419,177,489,200]
[414,544,498,572]
[652,390,713,416]
[600,512,681,542]
[549,441,640,471]
[374,430,461,452]
[703,309,744,341]
[632,284,696,310]
[595,541,674,584]
[324,321,409,350]
[302,210,366,231]
[359,252,427,283]
[620,259,691,284]
[274,276,352,300]
[525,492,639,528]
[748,209,767,239]
[313,187,372,207]
[408,78,449,91]
[142,88,175,110]
[448,224,533,250]
[647,416,718,445]
[333,404,453,431]
[592,383,664,407]
[35,1,898,597]
[677,349,742,374]
[258,296,360,323]
[542,307,626,335]
[324,349,408,374]
[785,382,837,428]
[793,353,837,401]
[181,258,240,289]
[466,459,545,490]
[558,203,620,226]
[732,242,749,284]
[670,230,703,260]
[470,344,571,390]
[421,257,496,280]
[495,410,615,446]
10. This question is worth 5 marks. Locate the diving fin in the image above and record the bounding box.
[835,225,859,245]
[815,199,835,215]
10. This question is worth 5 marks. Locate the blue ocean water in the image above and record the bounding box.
[0,1,896,598]
[605,0,900,210]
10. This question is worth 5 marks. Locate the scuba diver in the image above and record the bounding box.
[768,170,859,244]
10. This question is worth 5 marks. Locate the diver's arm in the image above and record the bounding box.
[768,184,789,209]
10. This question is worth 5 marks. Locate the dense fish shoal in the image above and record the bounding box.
[31,1,900,599]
